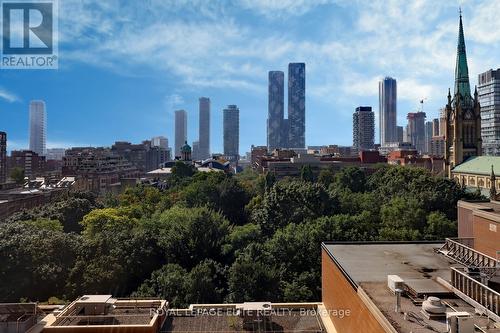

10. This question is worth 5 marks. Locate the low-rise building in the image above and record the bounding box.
[262,151,386,179]
[457,200,500,258]
[451,156,500,194]
[31,296,336,333]
[37,295,168,333]
[322,239,499,333]
[62,147,140,194]
[387,150,445,175]
[8,150,46,178]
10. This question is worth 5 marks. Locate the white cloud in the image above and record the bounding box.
[55,0,498,124]
[237,0,332,18]
[0,88,20,103]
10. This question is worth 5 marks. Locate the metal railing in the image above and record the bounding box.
[451,267,500,318]
[438,238,498,268]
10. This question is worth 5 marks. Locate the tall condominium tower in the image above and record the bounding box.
[396,126,404,143]
[29,100,47,156]
[223,105,239,158]
[407,112,426,154]
[267,71,285,150]
[379,77,397,146]
[432,118,440,136]
[424,121,433,154]
[174,110,187,157]
[198,97,211,159]
[288,63,306,148]
[352,106,375,154]
[0,131,6,184]
[478,69,500,155]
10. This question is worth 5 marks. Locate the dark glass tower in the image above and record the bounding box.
[198,97,210,159]
[288,63,305,148]
[223,105,240,158]
[267,71,284,150]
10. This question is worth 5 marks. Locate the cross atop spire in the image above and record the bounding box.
[454,10,471,102]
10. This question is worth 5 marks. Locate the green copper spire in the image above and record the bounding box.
[454,11,471,100]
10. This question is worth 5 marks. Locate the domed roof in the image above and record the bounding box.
[181,141,191,153]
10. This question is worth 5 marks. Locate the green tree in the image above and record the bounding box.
[185,260,226,304]
[0,223,80,302]
[251,180,338,234]
[424,211,457,240]
[9,167,25,184]
[146,206,231,268]
[227,244,280,302]
[332,166,366,193]
[134,264,189,307]
[22,218,63,232]
[171,161,195,178]
[317,168,335,187]
[380,196,426,232]
[300,165,314,182]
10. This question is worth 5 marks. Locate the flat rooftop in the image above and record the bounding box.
[161,304,326,333]
[323,242,500,333]
[49,298,166,328]
[323,242,450,284]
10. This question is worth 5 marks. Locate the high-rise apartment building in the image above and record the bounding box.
[192,141,200,161]
[379,77,397,146]
[151,136,168,150]
[198,97,210,159]
[29,100,47,156]
[268,71,285,150]
[396,126,404,143]
[432,118,440,136]
[223,105,239,158]
[407,112,426,154]
[288,63,305,148]
[425,121,433,154]
[0,131,6,184]
[478,69,500,155]
[174,110,187,157]
[352,106,375,154]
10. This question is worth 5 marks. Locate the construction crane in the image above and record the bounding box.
[419,98,428,113]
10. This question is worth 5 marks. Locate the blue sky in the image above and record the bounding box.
[1,0,499,154]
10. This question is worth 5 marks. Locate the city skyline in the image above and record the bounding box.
[1,1,500,154]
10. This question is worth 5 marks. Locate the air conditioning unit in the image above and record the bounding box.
[387,275,404,294]
[446,312,474,333]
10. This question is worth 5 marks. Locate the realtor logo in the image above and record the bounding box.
[1,0,58,69]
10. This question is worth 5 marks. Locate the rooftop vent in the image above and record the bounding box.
[75,295,117,316]
[446,312,474,333]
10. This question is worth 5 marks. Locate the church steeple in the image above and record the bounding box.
[444,9,482,178]
[454,10,471,101]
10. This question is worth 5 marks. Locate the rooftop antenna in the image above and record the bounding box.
[419,98,427,112]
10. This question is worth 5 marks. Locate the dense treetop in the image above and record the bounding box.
[0,165,482,305]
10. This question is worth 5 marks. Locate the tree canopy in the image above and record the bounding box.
[0,166,477,304]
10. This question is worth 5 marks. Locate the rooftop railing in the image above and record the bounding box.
[451,267,500,320]
[438,238,498,268]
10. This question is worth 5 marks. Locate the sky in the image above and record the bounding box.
[1,0,499,155]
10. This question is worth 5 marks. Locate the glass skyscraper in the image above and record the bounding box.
[198,97,210,159]
[379,77,397,146]
[288,63,305,148]
[29,100,47,156]
[478,69,500,156]
[223,105,239,158]
[267,71,284,150]
[352,106,375,154]
[174,109,187,157]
